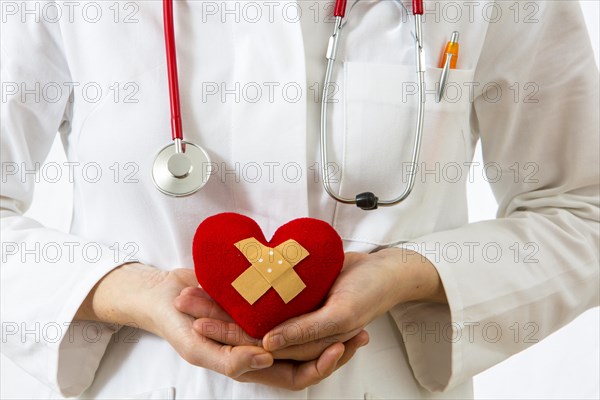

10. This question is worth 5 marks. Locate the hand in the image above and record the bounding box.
[76,263,368,390]
[174,286,370,390]
[261,248,446,353]
[75,264,274,379]
[175,286,367,361]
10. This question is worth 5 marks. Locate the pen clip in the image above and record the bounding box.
[437,54,452,102]
[437,31,460,103]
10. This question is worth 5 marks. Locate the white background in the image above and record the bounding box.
[3,1,600,398]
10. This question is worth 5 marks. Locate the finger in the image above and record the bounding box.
[193,318,261,346]
[179,332,273,379]
[266,330,368,389]
[195,320,360,360]
[263,305,349,351]
[233,330,369,390]
[173,293,234,322]
[272,327,363,361]
[234,331,370,390]
[180,286,211,299]
[236,341,345,390]
[334,330,369,369]
[291,341,345,388]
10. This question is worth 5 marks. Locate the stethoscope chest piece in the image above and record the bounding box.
[152,140,211,197]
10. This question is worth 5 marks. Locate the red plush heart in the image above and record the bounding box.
[192,213,344,338]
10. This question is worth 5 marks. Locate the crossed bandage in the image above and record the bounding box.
[232,237,310,304]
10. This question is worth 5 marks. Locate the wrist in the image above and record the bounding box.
[375,247,447,305]
[75,262,167,332]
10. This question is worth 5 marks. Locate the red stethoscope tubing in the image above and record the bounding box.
[333,0,424,17]
[333,0,348,17]
[163,0,183,141]
[412,0,424,15]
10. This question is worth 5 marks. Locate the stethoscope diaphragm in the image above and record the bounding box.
[152,140,211,197]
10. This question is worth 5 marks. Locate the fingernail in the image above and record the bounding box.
[250,353,272,369]
[267,334,285,351]
[359,336,370,347]
[192,320,203,331]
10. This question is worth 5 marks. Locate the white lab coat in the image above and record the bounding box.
[1,0,598,398]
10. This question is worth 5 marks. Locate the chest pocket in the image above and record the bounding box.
[332,62,476,245]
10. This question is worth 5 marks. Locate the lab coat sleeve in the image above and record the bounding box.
[389,0,599,392]
[1,4,127,397]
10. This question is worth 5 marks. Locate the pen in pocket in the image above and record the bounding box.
[437,31,459,102]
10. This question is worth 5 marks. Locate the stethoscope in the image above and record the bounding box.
[152,0,211,196]
[153,0,426,211]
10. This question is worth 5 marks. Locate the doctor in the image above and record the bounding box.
[1,0,598,398]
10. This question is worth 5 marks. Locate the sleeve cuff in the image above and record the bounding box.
[46,246,127,397]
[388,241,467,392]
[53,321,119,397]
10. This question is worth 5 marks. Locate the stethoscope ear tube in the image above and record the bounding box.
[319,7,426,211]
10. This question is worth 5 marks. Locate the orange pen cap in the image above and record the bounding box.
[439,31,459,69]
